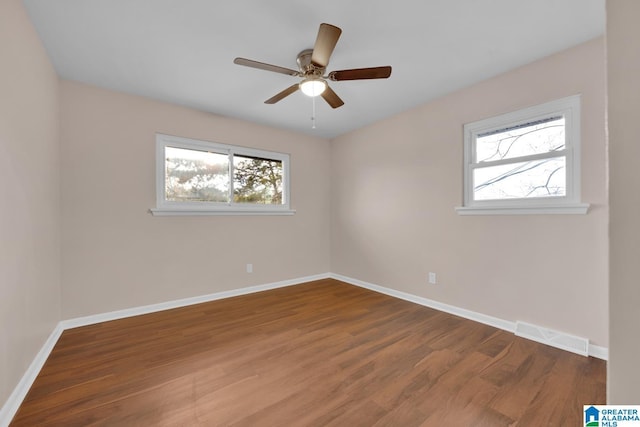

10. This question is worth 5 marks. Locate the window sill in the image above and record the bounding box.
[149,208,296,216]
[455,203,590,216]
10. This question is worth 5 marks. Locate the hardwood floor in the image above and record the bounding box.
[11,279,606,426]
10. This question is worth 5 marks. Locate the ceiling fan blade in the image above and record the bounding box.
[329,66,392,81]
[265,84,300,104]
[311,23,342,68]
[321,85,344,109]
[234,58,300,76]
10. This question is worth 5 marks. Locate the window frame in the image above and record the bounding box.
[151,133,294,216]
[456,95,589,215]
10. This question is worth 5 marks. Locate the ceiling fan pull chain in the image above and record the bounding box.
[311,95,317,129]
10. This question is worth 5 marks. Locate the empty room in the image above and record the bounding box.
[1,0,639,425]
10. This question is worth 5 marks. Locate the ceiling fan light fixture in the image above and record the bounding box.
[299,78,327,97]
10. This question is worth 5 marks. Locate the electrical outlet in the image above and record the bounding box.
[428,272,436,284]
[246,263,253,273]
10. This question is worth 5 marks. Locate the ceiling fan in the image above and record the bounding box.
[233,23,392,109]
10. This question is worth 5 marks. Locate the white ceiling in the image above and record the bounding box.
[23,0,605,139]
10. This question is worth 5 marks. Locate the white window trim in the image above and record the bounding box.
[150,134,295,216]
[456,95,589,215]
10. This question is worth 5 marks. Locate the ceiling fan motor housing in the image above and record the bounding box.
[297,49,325,76]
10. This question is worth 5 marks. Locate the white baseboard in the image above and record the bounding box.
[0,323,64,427]
[61,273,330,330]
[588,344,609,360]
[330,273,608,361]
[330,273,516,333]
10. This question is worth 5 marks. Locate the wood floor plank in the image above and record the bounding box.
[10,279,606,426]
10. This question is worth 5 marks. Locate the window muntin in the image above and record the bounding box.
[461,95,583,212]
[154,134,291,214]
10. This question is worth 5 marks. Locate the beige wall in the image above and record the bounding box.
[0,0,61,406]
[331,38,608,347]
[59,81,331,318]
[607,0,640,403]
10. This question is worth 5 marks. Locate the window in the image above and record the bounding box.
[456,95,589,215]
[151,134,293,216]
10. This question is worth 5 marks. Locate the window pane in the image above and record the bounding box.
[165,146,229,202]
[473,157,566,201]
[476,116,565,163]
[233,155,283,205]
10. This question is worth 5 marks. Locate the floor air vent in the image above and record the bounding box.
[515,321,589,356]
